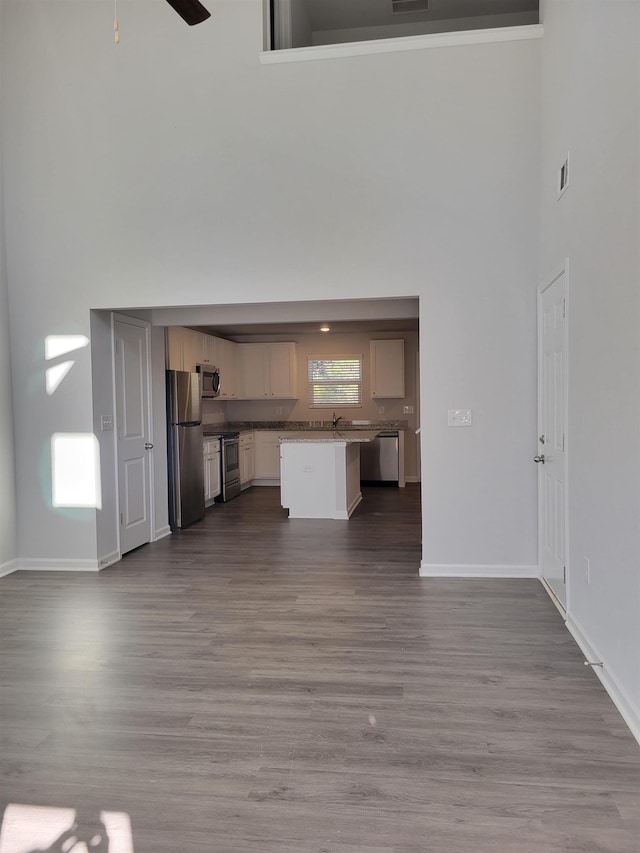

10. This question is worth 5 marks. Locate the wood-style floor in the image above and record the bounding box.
[1,485,639,852]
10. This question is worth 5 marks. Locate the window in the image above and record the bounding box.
[308,356,362,408]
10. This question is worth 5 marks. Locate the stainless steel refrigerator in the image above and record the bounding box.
[167,370,205,530]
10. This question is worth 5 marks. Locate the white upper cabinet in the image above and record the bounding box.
[370,339,405,398]
[197,333,217,367]
[268,342,298,398]
[238,342,298,399]
[166,327,230,381]
[239,344,267,399]
[181,329,200,372]
[218,338,238,399]
[166,327,184,371]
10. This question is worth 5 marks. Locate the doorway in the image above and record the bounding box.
[113,315,154,555]
[538,265,568,610]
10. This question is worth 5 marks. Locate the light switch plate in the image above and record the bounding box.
[448,409,472,427]
[101,415,114,431]
[403,405,414,414]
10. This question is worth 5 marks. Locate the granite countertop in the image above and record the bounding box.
[202,420,407,436]
[280,429,382,443]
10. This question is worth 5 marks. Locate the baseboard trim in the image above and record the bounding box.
[97,550,121,570]
[419,562,539,578]
[346,491,363,519]
[405,476,420,484]
[153,526,172,542]
[540,576,567,619]
[17,557,101,572]
[0,558,19,579]
[566,614,640,746]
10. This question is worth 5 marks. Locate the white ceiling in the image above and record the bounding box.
[303,0,538,32]
[197,317,419,340]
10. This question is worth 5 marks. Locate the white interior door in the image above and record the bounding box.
[538,270,568,608]
[415,349,421,483]
[115,317,152,555]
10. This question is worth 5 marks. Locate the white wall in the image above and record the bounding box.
[1,2,539,577]
[0,8,18,576]
[540,0,640,735]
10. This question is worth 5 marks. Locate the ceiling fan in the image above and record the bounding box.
[165,0,211,25]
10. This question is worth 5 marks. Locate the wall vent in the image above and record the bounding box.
[392,0,429,13]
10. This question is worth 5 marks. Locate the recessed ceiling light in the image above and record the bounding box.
[320,325,330,332]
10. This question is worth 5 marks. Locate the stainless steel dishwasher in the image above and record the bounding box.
[359,431,399,484]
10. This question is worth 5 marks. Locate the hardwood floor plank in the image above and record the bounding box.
[1,485,638,852]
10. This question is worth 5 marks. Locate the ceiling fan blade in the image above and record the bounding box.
[165,0,211,25]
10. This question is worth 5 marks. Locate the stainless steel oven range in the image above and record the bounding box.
[208,430,240,502]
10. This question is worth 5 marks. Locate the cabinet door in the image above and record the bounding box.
[239,344,268,399]
[240,434,255,484]
[255,432,280,480]
[254,432,282,479]
[218,339,239,399]
[263,441,281,479]
[268,342,298,399]
[166,327,184,371]
[239,446,247,484]
[197,333,217,366]
[182,329,199,373]
[210,449,221,499]
[203,444,211,502]
[370,339,405,398]
[246,444,255,482]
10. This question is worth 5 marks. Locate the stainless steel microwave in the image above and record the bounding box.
[196,365,221,398]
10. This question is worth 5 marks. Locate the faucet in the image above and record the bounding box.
[332,412,343,430]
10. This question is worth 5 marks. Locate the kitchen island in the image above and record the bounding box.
[280,430,381,520]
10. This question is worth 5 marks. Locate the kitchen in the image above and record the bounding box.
[165,320,420,529]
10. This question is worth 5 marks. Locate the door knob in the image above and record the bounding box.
[533,455,545,464]
[145,442,154,450]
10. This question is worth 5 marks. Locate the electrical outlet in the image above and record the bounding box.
[275,406,282,416]
[585,557,591,585]
[378,405,385,414]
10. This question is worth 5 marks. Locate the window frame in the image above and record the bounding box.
[307,354,363,409]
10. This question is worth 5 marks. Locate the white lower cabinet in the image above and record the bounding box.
[203,439,221,506]
[253,431,289,482]
[240,432,255,488]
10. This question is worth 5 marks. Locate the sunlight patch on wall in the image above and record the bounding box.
[45,360,74,395]
[0,804,134,852]
[45,334,89,396]
[45,334,89,361]
[51,433,102,509]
